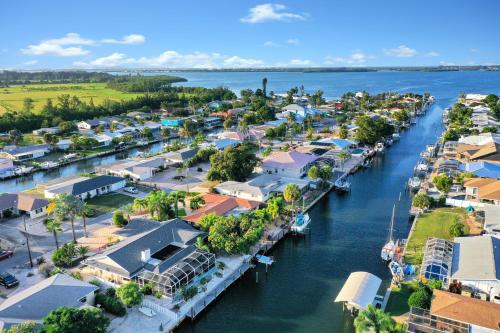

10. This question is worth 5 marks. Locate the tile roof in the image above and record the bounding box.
[262,151,318,169]
[184,193,260,223]
[464,177,500,201]
[431,290,500,330]
[0,193,48,212]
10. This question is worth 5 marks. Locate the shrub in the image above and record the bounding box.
[140,282,155,295]
[105,288,116,297]
[38,263,54,278]
[112,211,127,227]
[408,286,432,309]
[449,221,466,237]
[51,243,77,268]
[116,282,143,306]
[154,290,162,299]
[89,279,102,287]
[181,286,198,301]
[70,271,82,280]
[95,293,126,317]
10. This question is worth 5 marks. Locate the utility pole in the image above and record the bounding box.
[23,215,33,268]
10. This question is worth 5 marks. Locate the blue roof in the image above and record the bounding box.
[213,138,241,150]
[459,161,500,179]
[264,119,287,127]
[315,138,356,149]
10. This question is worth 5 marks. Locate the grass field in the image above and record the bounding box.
[405,207,468,264]
[0,82,142,113]
[86,192,135,216]
[385,281,419,316]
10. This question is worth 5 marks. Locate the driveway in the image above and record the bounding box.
[142,162,209,192]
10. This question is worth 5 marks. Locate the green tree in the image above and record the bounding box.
[194,236,211,252]
[8,129,23,145]
[412,193,432,210]
[160,127,170,140]
[283,184,301,211]
[266,196,284,221]
[113,211,128,227]
[355,116,394,145]
[189,195,205,211]
[116,282,143,306]
[319,165,333,186]
[449,221,466,237]
[4,321,40,333]
[23,97,34,113]
[207,144,259,182]
[408,286,432,310]
[262,77,268,97]
[223,118,233,130]
[354,304,395,333]
[51,243,77,267]
[45,218,63,249]
[53,193,84,243]
[338,125,348,139]
[307,165,319,180]
[43,307,109,333]
[142,191,175,221]
[433,173,453,193]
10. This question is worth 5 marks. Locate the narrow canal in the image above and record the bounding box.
[176,100,445,333]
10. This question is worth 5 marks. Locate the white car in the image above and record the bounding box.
[124,187,138,194]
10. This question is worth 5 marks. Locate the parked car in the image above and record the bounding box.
[0,272,19,288]
[0,250,13,261]
[124,187,138,194]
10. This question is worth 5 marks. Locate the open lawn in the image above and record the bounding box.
[86,192,135,216]
[0,83,142,113]
[385,281,419,316]
[405,207,468,264]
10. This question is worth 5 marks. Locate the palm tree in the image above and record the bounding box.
[78,245,89,259]
[122,203,134,221]
[338,150,351,170]
[170,191,186,217]
[262,77,268,97]
[283,184,301,212]
[53,193,83,243]
[133,197,148,213]
[354,304,394,333]
[77,203,92,238]
[45,219,63,249]
[189,196,205,211]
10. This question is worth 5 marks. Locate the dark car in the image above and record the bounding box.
[0,272,19,288]
[0,250,13,261]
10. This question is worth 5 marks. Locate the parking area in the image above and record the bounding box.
[142,162,210,192]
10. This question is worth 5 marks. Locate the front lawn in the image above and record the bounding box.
[385,281,419,316]
[405,207,468,264]
[86,193,135,216]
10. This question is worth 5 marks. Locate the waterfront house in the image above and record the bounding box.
[163,147,198,164]
[77,119,105,130]
[92,134,113,147]
[43,175,126,200]
[0,274,98,330]
[309,138,357,150]
[219,129,265,142]
[407,290,500,333]
[56,139,72,150]
[84,218,214,297]
[0,193,49,219]
[215,174,310,202]
[459,161,500,179]
[0,158,14,179]
[457,142,500,164]
[161,117,184,127]
[464,177,500,205]
[184,193,260,224]
[209,138,241,150]
[0,144,51,161]
[32,127,60,136]
[334,271,382,311]
[127,111,151,120]
[260,151,319,178]
[203,116,223,130]
[96,158,165,181]
[458,133,500,146]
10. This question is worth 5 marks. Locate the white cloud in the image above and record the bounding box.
[21,33,145,57]
[324,52,371,65]
[288,59,313,66]
[287,38,300,45]
[470,48,479,53]
[100,34,145,45]
[264,41,280,47]
[241,4,307,24]
[439,61,456,66]
[383,45,418,57]
[23,60,38,65]
[74,51,265,69]
[425,51,440,57]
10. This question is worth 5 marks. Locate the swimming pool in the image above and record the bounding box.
[350,148,365,155]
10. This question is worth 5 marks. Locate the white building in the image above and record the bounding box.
[0,144,51,161]
[96,158,165,181]
[260,151,319,178]
[43,175,126,200]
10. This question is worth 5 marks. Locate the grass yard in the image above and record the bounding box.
[86,192,135,216]
[0,82,142,113]
[405,207,468,264]
[385,281,419,316]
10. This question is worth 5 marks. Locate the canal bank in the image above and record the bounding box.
[176,101,446,333]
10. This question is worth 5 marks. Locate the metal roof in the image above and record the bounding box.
[334,271,381,310]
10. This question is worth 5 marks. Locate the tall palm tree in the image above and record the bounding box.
[77,202,91,238]
[354,304,394,333]
[53,193,83,243]
[283,184,301,213]
[45,219,63,249]
[189,196,205,211]
[133,197,148,213]
[262,77,268,97]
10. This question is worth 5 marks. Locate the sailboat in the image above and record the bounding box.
[381,204,399,262]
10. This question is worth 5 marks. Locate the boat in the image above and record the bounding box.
[61,153,77,160]
[375,142,385,153]
[39,161,59,170]
[362,158,372,168]
[334,177,351,192]
[14,166,33,175]
[385,138,394,146]
[381,205,400,262]
[137,140,149,146]
[414,160,429,173]
[291,212,311,233]
[392,133,400,141]
[407,177,422,191]
[255,254,274,266]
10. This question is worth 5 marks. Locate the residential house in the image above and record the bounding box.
[127,111,151,120]
[203,116,223,130]
[163,147,198,164]
[84,218,214,297]
[458,133,500,146]
[215,174,310,202]
[56,139,72,151]
[43,175,126,200]
[209,138,241,150]
[407,290,500,333]
[92,134,113,147]
[161,118,184,127]
[0,274,98,330]
[219,129,265,142]
[0,193,49,219]
[96,158,165,181]
[260,151,319,178]
[457,142,500,164]
[32,127,60,136]
[207,100,231,109]
[184,193,260,224]
[0,144,51,161]
[460,161,500,179]
[77,119,103,130]
[309,138,357,150]
[0,158,14,179]
[464,178,500,205]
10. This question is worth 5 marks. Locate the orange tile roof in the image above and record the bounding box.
[431,290,500,330]
[184,193,260,223]
[464,178,500,200]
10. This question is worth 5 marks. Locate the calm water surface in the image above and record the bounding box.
[3,71,500,332]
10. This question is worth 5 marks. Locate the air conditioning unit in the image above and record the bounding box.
[141,249,151,262]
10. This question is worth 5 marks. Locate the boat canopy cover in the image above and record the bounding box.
[334,271,382,310]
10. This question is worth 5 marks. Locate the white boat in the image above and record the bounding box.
[291,213,311,233]
[381,205,400,262]
[414,160,429,173]
[392,133,400,141]
[62,153,77,160]
[407,177,422,191]
[137,140,149,146]
[40,161,59,170]
[14,166,33,175]
[375,142,385,153]
[385,138,394,146]
[334,177,351,192]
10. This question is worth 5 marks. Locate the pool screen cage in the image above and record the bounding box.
[136,250,216,297]
[420,238,454,285]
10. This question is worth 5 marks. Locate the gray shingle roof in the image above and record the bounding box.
[85,218,204,278]
[0,193,49,212]
[0,274,97,325]
[48,175,125,196]
[452,235,500,281]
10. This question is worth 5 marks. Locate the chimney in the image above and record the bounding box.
[141,249,151,262]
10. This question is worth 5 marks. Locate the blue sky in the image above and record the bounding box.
[2,0,500,69]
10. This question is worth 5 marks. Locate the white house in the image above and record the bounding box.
[43,175,126,200]
[260,151,319,178]
[0,193,49,219]
[56,139,72,151]
[96,158,165,181]
[93,134,113,147]
[0,144,51,161]
[0,158,14,178]
[32,127,60,136]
